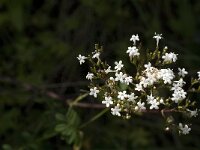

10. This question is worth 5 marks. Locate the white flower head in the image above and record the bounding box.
[187,109,198,118]
[153,32,163,47]
[92,51,100,60]
[115,72,126,83]
[178,68,188,77]
[86,72,94,81]
[77,54,87,65]
[130,34,139,45]
[102,96,113,107]
[126,46,140,58]
[89,87,99,98]
[144,62,152,71]
[135,101,146,111]
[135,83,143,91]
[127,93,138,102]
[118,91,128,100]
[171,88,186,103]
[179,123,191,135]
[114,60,124,71]
[149,99,160,110]
[111,104,121,116]
[124,76,133,85]
[159,68,175,84]
[162,52,178,63]
[105,66,113,74]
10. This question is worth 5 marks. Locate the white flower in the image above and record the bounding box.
[153,32,162,47]
[89,87,99,98]
[111,104,121,116]
[135,101,146,111]
[115,72,126,83]
[162,52,177,63]
[105,66,113,74]
[144,62,152,71]
[171,88,186,103]
[127,93,138,102]
[130,34,139,45]
[124,76,133,85]
[77,54,87,65]
[179,123,191,135]
[118,91,128,100]
[146,93,155,104]
[86,72,94,81]
[149,99,160,110]
[159,68,175,84]
[135,83,143,91]
[126,46,140,58]
[102,96,113,107]
[92,51,100,60]
[114,60,124,71]
[187,109,198,117]
[178,68,188,77]
[197,71,200,80]
[172,78,186,89]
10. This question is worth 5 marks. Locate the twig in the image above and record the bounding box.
[0,76,180,112]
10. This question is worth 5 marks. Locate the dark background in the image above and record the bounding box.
[0,0,200,149]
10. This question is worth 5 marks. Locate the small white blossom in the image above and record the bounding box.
[118,91,128,100]
[172,78,186,88]
[124,76,133,85]
[149,99,160,110]
[135,101,146,111]
[130,34,139,45]
[86,72,94,81]
[127,93,138,102]
[178,68,188,77]
[105,66,113,74]
[159,68,175,84]
[146,93,155,104]
[144,62,152,72]
[77,54,87,65]
[187,109,198,117]
[126,46,140,58]
[102,96,113,107]
[153,32,162,47]
[135,83,143,91]
[92,51,100,60]
[162,52,178,63]
[89,87,99,98]
[114,60,124,71]
[171,88,186,103]
[111,104,121,116]
[115,72,126,83]
[179,123,191,135]
[197,71,200,80]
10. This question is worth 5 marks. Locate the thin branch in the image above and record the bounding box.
[0,76,180,112]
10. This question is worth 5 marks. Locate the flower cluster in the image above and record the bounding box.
[77,33,199,135]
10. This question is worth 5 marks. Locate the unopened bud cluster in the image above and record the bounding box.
[77,33,200,135]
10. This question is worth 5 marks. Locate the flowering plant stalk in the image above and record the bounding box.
[77,33,200,135]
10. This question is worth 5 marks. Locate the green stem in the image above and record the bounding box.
[80,108,109,129]
[70,93,88,107]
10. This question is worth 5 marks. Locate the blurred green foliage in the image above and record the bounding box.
[0,0,200,149]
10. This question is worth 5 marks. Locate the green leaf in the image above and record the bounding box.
[55,113,66,121]
[55,124,67,132]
